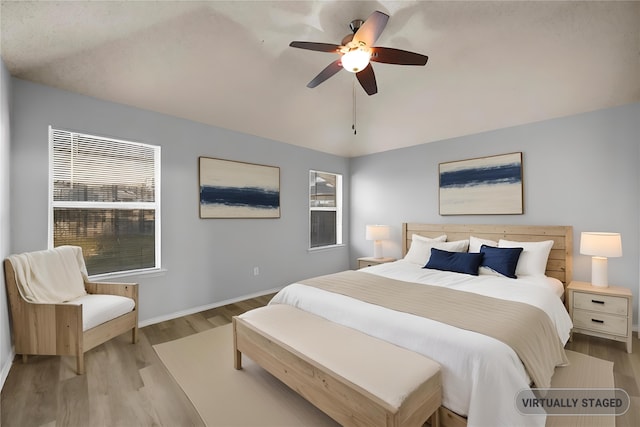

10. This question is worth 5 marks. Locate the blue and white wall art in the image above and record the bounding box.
[439,152,523,215]
[199,157,280,218]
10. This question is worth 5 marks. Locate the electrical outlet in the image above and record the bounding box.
[253,266,259,276]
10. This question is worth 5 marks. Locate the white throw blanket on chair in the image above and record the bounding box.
[8,246,88,303]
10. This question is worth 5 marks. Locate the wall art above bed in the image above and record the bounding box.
[199,157,280,219]
[439,152,523,215]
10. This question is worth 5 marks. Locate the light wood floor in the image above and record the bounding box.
[2,293,639,426]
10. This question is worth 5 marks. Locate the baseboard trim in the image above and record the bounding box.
[138,287,282,328]
[1,346,15,391]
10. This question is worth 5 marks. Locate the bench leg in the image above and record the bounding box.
[234,349,242,370]
[429,407,440,427]
[76,354,85,375]
[232,317,242,369]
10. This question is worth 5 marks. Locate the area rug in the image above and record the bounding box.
[153,324,614,427]
[153,324,338,426]
[547,349,615,427]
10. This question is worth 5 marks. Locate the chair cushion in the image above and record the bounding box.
[65,294,135,331]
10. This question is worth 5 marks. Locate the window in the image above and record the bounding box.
[49,127,161,276]
[309,170,342,248]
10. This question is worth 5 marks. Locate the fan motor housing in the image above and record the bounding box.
[349,19,364,33]
[342,19,364,45]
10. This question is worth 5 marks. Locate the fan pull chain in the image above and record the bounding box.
[352,79,357,135]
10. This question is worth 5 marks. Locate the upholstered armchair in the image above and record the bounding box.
[3,246,138,374]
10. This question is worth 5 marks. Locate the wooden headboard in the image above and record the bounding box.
[402,223,573,285]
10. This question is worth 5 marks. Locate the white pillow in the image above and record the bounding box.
[468,236,497,253]
[412,234,447,243]
[404,238,468,266]
[403,234,447,265]
[498,239,554,277]
[446,239,470,252]
[478,266,503,277]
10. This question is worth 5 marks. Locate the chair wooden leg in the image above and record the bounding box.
[22,354,28,364]
[131,326,138,343]
[76,354,85,375]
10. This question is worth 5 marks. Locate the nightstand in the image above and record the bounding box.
[567,281,632,353]
[357,257,396,269]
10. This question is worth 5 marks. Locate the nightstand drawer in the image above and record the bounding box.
[573,292,628,316]
[357,257,396,269]
[358,260,377,269]
[573,309,628,336]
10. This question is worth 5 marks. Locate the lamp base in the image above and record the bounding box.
[591,256,609,288]
[373,240,383,259]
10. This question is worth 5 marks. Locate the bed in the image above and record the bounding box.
[266,223,573,427]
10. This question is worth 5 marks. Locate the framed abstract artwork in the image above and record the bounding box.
[199,157,280,218]
[439,152,523,215]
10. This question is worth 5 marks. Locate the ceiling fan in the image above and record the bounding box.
[289,10,428,96]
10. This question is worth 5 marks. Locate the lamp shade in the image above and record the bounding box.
[580,232,622,257]
[365,225,390,241]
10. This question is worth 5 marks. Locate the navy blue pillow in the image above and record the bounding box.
[479,244,523,279]
[425,248,484,275]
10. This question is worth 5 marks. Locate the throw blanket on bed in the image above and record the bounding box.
[8,246,88,303]
[299,270,568,388]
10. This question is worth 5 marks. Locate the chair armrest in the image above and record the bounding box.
[84,281,138,302]
[4,258,83,335]
[22,301,82,318]
[11,301,83,355]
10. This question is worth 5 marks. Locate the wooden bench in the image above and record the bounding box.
[233,304,442,427]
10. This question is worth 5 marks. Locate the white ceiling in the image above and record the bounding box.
[1,1,639,157]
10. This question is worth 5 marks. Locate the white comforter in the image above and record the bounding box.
[269,260,573,427]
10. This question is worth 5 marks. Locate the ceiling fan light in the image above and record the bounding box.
[341,48,371,73]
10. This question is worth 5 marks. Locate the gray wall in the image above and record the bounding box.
[1,60,12,385]
[9,78,350,325]
[350,103,640,324]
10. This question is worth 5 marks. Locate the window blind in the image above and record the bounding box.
[52,129,156,203]
[50,127,160,276]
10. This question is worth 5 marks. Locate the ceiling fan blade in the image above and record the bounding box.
[356,64,377,95]
[307,59,343,88]
[353,11,389,46]
[289,41,341,53]
[370,47,428,66]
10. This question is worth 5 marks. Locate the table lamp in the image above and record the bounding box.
[366,225,390,259]
[579,232,622,288]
